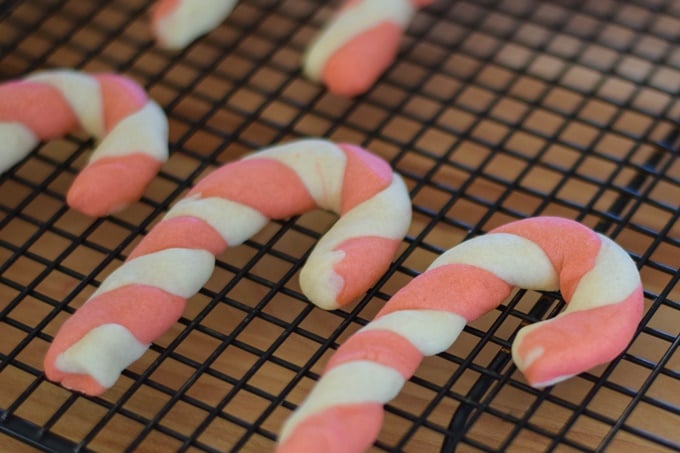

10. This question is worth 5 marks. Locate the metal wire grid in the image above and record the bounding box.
[0,0,678,451]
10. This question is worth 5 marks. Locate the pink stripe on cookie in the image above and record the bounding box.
[95,74,148,132]
[44,285,186,391]
[53,372,107,397]
[492,217,601,301]
[376,263,513,321]
[67,153,163,217]
[321,21,403,97]
[332,236,402,305]
[46,285,185,351]
[128,216,227,260]
[152,0,180,21]
[188,158,317,219]
[324,329,422,378]
[0,81,77,138]
[277,402,384,453]
[515,287,643,387]
[337,143,393,213]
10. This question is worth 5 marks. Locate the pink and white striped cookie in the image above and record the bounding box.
[304,0,433,96]
[44,138,412,395]
[151,0,238,49]
[0,69,168,217]
[277,217,644,452]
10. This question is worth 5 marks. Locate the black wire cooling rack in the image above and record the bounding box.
[1,0,679,452]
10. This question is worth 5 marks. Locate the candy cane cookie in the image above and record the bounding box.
[277,217,644,452]
[151,0,239,49]
[44,138,412,395]
[303,0,434,96]
[0,69,168,217]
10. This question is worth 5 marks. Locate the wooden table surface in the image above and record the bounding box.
[0,1,678,452]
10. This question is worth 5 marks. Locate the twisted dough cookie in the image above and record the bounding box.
[0,69,168,217]
[278,217,644,452]
[44,138,412,395]
[152,0,238,49]
[304,0,433,96]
